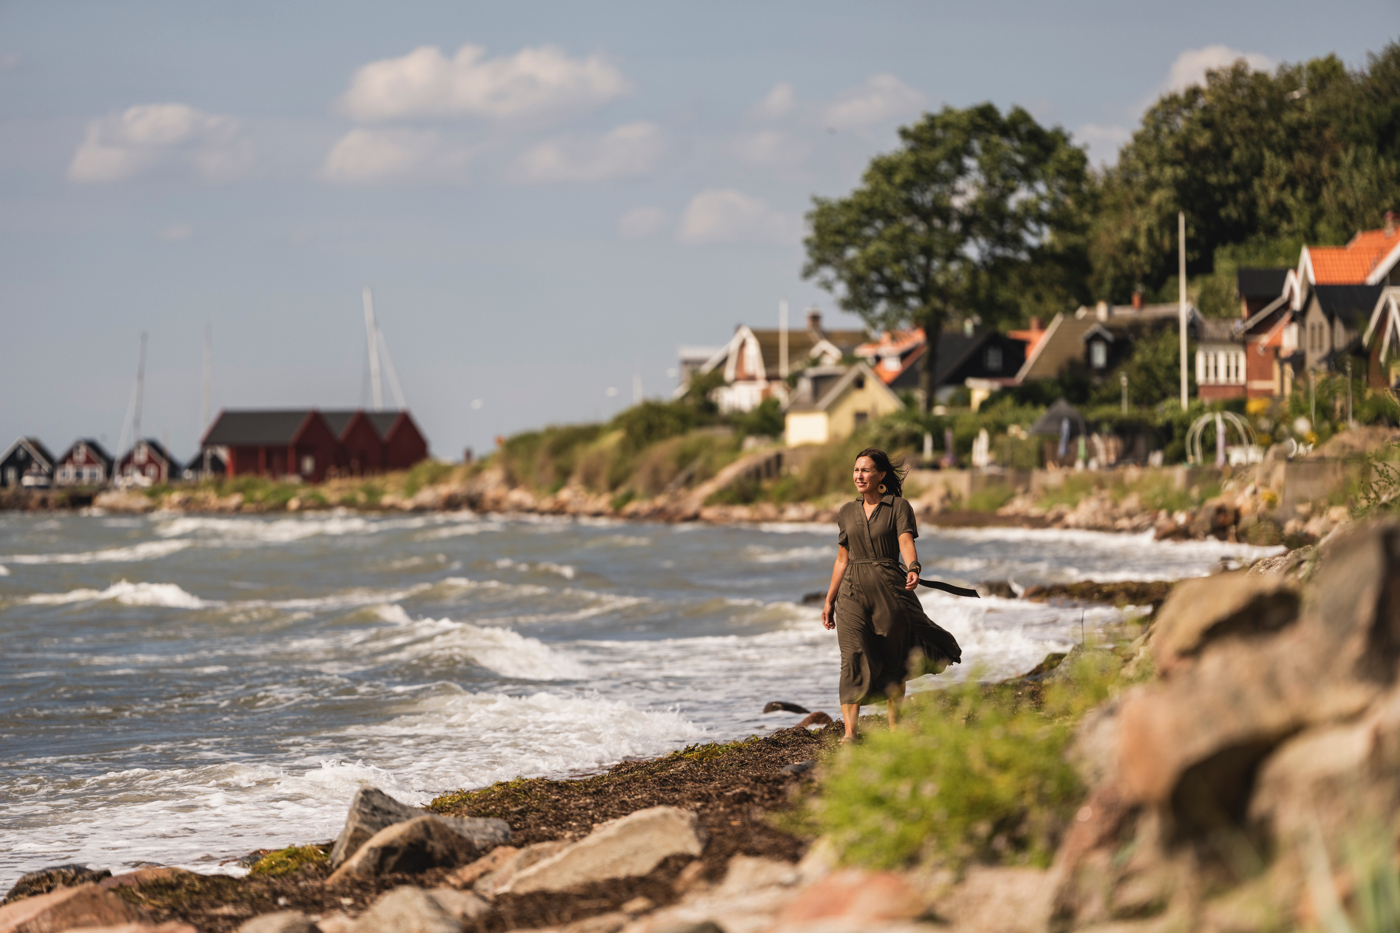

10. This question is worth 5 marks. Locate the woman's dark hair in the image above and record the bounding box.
[854,447,905,497]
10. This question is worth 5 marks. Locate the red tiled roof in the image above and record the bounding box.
[1307,226,1400,284]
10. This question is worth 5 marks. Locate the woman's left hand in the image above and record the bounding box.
[905,571,919,591]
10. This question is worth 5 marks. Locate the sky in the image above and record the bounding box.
[2,1,1397,462]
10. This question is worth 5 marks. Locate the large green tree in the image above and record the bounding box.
[803,103,1092,412]
[1091,43,1400,300]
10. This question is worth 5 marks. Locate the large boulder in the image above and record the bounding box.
[328,787,510,868]
[471,842,568,898]
[349,887,461,933]
[1149,571,1299,674]
[0,883,146,933]
[237,911,319,933]
[326,817,483,884]
[498,807,705,895]
[2,864,111,904]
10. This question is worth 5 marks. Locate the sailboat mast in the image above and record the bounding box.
[133,332,147,444]
[363,287,383,412]
[202,323,212,429]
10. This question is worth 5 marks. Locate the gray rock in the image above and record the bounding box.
[326,817,482,884]
[472,841,569,898]
[237,910,319,933]
[328,787,511,868]
[500,806,705,895]
[2,864,111,904]
[350,887,462,933]
[1150,571,1299,674]
[779,761,815,776]
[423,887,490,922]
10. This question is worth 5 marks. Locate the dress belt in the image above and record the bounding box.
[847,557,981,599]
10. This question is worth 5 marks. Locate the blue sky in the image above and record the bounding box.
[2,1,1396,462]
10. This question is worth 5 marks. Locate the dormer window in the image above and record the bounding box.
[1090,340,1107,369]
[986,346,1003,371]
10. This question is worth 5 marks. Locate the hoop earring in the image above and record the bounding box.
[878,483,887,494]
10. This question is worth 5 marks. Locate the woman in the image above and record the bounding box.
[820,447,962,742]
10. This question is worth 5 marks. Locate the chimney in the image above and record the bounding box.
[806,308,823,333]
[1029,316,1042,331]
[1095,301,1110,321]
[1131,290,1143,310]
[1387,211,1396,238]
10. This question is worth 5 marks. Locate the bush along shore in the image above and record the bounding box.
[6,518,1400,933]
[9,424,1400,547]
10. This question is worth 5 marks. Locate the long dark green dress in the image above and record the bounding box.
[834,493,962,705]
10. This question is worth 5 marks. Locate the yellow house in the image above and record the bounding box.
[785,362,905,446]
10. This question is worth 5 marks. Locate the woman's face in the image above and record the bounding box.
[853,456,885,496]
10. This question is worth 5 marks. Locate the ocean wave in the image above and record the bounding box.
[494,558,576,580]
[0,564,8,576]
[754,521,834,535]
[22,580,210,609]
[745,544,830,564]
[0,540,191,565]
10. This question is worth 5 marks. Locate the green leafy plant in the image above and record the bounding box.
[247,845,327,877]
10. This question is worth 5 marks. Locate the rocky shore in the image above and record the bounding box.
[7,518,1397,933]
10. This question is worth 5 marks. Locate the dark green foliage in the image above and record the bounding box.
[1091,45,1400,299]
[805,103,1093,409]
[729,397,785,438]
[610,400,704,452]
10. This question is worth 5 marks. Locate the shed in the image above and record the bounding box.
[1030,399,1088,438]
[54,439,114,487]
[1,437,55,489]
[201,410,339,482]
[118,439,181,486]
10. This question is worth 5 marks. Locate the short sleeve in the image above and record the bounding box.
[837,510,849,549]
[895,497,918,540]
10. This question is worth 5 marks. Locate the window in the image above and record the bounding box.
[853,411,869,427]
[1090,340,1107,369]
[301,455,315,476]
[853,375,865,389]
[986,346,1002,371]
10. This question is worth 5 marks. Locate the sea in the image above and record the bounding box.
[0,509,1282,887]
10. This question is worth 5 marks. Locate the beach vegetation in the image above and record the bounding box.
[246,844,328,877]
[403,459,455,497]
[806,651,1121,871]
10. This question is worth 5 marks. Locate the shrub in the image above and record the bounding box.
[812,654,1115,870]
[403,459,454,496]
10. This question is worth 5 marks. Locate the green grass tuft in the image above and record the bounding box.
[246,845,328,877]
[811,653,1117,870]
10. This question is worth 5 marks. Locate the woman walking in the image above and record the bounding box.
[820,447,962,742]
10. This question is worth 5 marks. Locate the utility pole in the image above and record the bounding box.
[363,286,383,411]
[1178,211,1188,411]
[1346,359,1354,427]
[778,298,789,380]
[1121,372,1129,414]
[133,332,147,444]
[201,323,212,429]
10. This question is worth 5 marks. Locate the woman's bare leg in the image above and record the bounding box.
[886,683,906,730]
[840,703,860,742]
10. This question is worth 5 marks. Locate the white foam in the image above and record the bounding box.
[754,521,834,535]
[0,539,191,565]
[494,558,577,580]
[0,564,8,576]
[373,614,588,680]
[23,580,210,609]
[746,544,830,563]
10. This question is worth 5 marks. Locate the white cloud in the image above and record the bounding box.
[510,122,665,183]
[821,74,925,131]
[1076,123,1132,166]
[68,103,251,183]
[618,206,670,239]
[749,82,796,120]
[676,189,802,245]
[339,43,631,124]
[159,222,193,241]
[1164,45,1275,94]
[320,127,472,184]
[730,129,811,171]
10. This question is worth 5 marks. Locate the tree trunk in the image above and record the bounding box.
[919,314,941,413]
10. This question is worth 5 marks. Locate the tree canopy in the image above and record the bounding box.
[803,103,1092,411]
[1090,43,1400,301]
